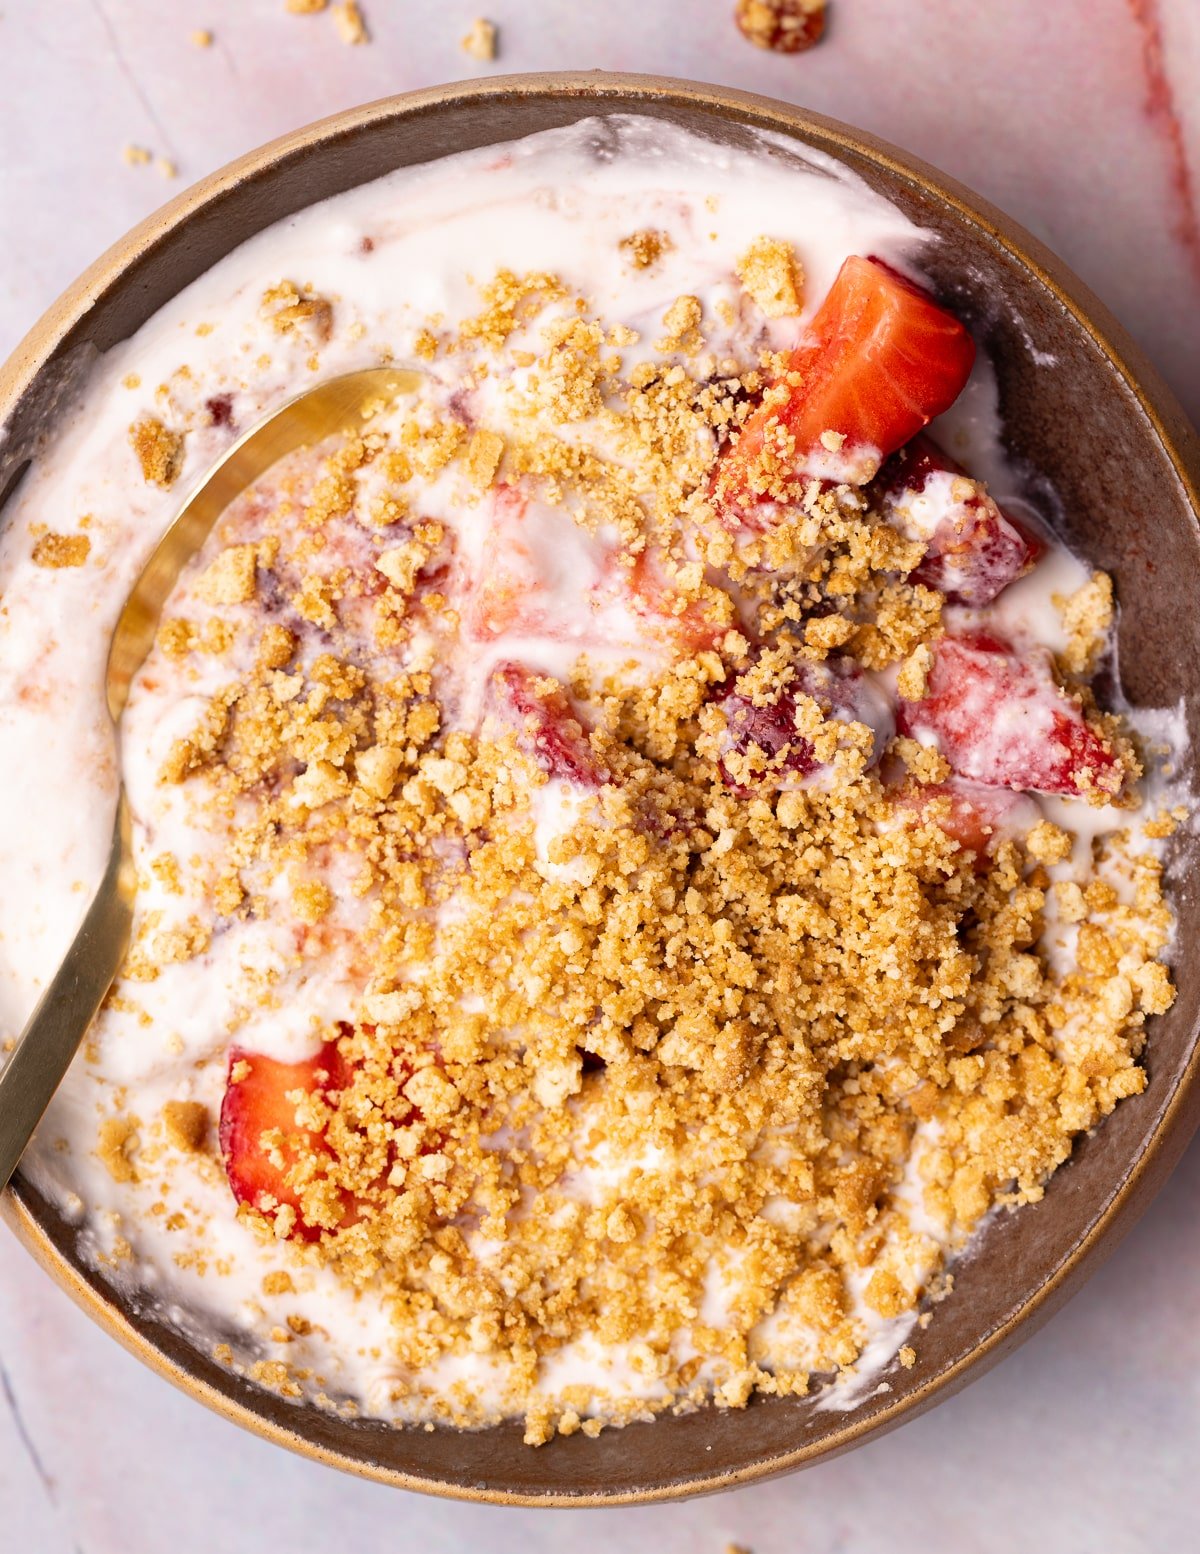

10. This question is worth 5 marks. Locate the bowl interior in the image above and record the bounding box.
[2,77,1199,1504]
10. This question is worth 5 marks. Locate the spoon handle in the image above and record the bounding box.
[0,795,135,1189]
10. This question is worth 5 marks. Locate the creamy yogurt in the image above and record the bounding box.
[0,116,1183,1435]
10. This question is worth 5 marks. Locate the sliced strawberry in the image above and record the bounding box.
[219,1038,359,1242]
[890,778,1040,866]
[877,434,1041,605]
[626,548,728,651]
[896,633,1125,799]
[714,654,893,792]
[488,661,609,788]
[714,256,975,515]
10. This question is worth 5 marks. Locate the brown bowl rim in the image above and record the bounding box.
[2,71,1199,1505]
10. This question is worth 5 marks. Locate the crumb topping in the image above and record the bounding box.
[74,248,1177,1443]
[31,531,91,569]
[130,416,185,488]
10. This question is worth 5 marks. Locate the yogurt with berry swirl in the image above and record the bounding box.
[0,117,1182,1443]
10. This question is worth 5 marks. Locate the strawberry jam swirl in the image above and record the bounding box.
[0,120,1185,1442]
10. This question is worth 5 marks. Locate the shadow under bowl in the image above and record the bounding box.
[2,73,1199,1506]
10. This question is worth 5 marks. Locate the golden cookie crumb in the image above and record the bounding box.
[162,1100,209,1152]
[97,1116,140,1183]
[735,0,827,53]
[332,0,368,43]
[196,544,257,606]
[620,229,674,270]
[736,236,804,317]
[460,17,497,60]
[31,532,90,569]
[130,416,185,488]
[464,428,505,489]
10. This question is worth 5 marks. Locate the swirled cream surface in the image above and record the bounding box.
[0,118,1182,1442]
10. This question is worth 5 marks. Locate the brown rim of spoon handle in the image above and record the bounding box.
[0,794,135,1189]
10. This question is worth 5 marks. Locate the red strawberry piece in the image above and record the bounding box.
[488,661,609,788]
[714,256,975,516]
[714,655,893,791]
[626,548,728,651]
[219,1038,360,1241]
[877,433,1041,605]
[896,633,1124,799]
[735,0,827,54]
[463,486,548,642]
[890,778,1041,867]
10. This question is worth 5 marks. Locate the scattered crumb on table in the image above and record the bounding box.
[461,17,498,61]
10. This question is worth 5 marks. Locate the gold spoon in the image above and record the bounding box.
[0,367,421,1189]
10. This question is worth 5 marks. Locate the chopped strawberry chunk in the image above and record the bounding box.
[714,655,893,792]
[877,434,1041,605]
[896,633,1124,799]
[219,1038,360,1241]
[714,256,975,514]
[626,548,728,651]
[890,779,1040,866]
[488,662,609,788]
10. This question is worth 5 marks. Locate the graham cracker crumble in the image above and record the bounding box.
[461,17,497,61]
[736,236,804,318]
[130,416,185,488]
[31,531,90,569]
[332,1,368,44]
[621,229,674,271]
[162,1099,210,1152]
[98,1115,140,1183]
[735,0,827,54]
[262,281,334,344]
[88,250,1178,1444]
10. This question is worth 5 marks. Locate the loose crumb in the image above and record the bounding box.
[620,228,674,271]
[31,532,90,569]
[97,1116,140,1183]
[460,17,497,61]
[129,416,185,488]
[735,0,827,53]
[162,1100,209,1152]
[332,1,369,43]
[736,236,804,317]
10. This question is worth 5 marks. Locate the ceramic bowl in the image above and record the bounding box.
[2,73,1199,1506]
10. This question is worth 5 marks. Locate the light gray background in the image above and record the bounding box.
[1,4,1198,1550]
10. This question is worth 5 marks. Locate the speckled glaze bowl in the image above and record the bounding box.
[2,73,1199,1505]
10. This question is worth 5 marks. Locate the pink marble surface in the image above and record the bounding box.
[1,2,1197,1549]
